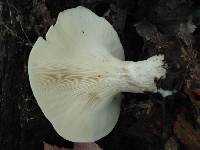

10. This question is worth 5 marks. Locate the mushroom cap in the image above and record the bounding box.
[28,6,124,142]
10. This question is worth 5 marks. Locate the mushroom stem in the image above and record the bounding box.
[115,55,166,93]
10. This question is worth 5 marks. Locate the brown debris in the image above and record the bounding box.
[44,143,102,150]
[173,111,200,149]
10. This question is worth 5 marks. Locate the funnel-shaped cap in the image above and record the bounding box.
[28,6,124,142]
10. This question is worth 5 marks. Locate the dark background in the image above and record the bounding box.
[0,0,200,150]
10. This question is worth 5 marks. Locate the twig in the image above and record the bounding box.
[2,24,24,41]
[6,0,32,46]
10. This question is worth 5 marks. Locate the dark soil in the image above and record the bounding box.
[0,0,200,150]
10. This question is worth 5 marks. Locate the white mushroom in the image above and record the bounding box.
[28,6,166,142]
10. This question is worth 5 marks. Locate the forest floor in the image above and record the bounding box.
[0,0,200,150]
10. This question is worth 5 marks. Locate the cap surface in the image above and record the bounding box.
[28,6,124,142]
